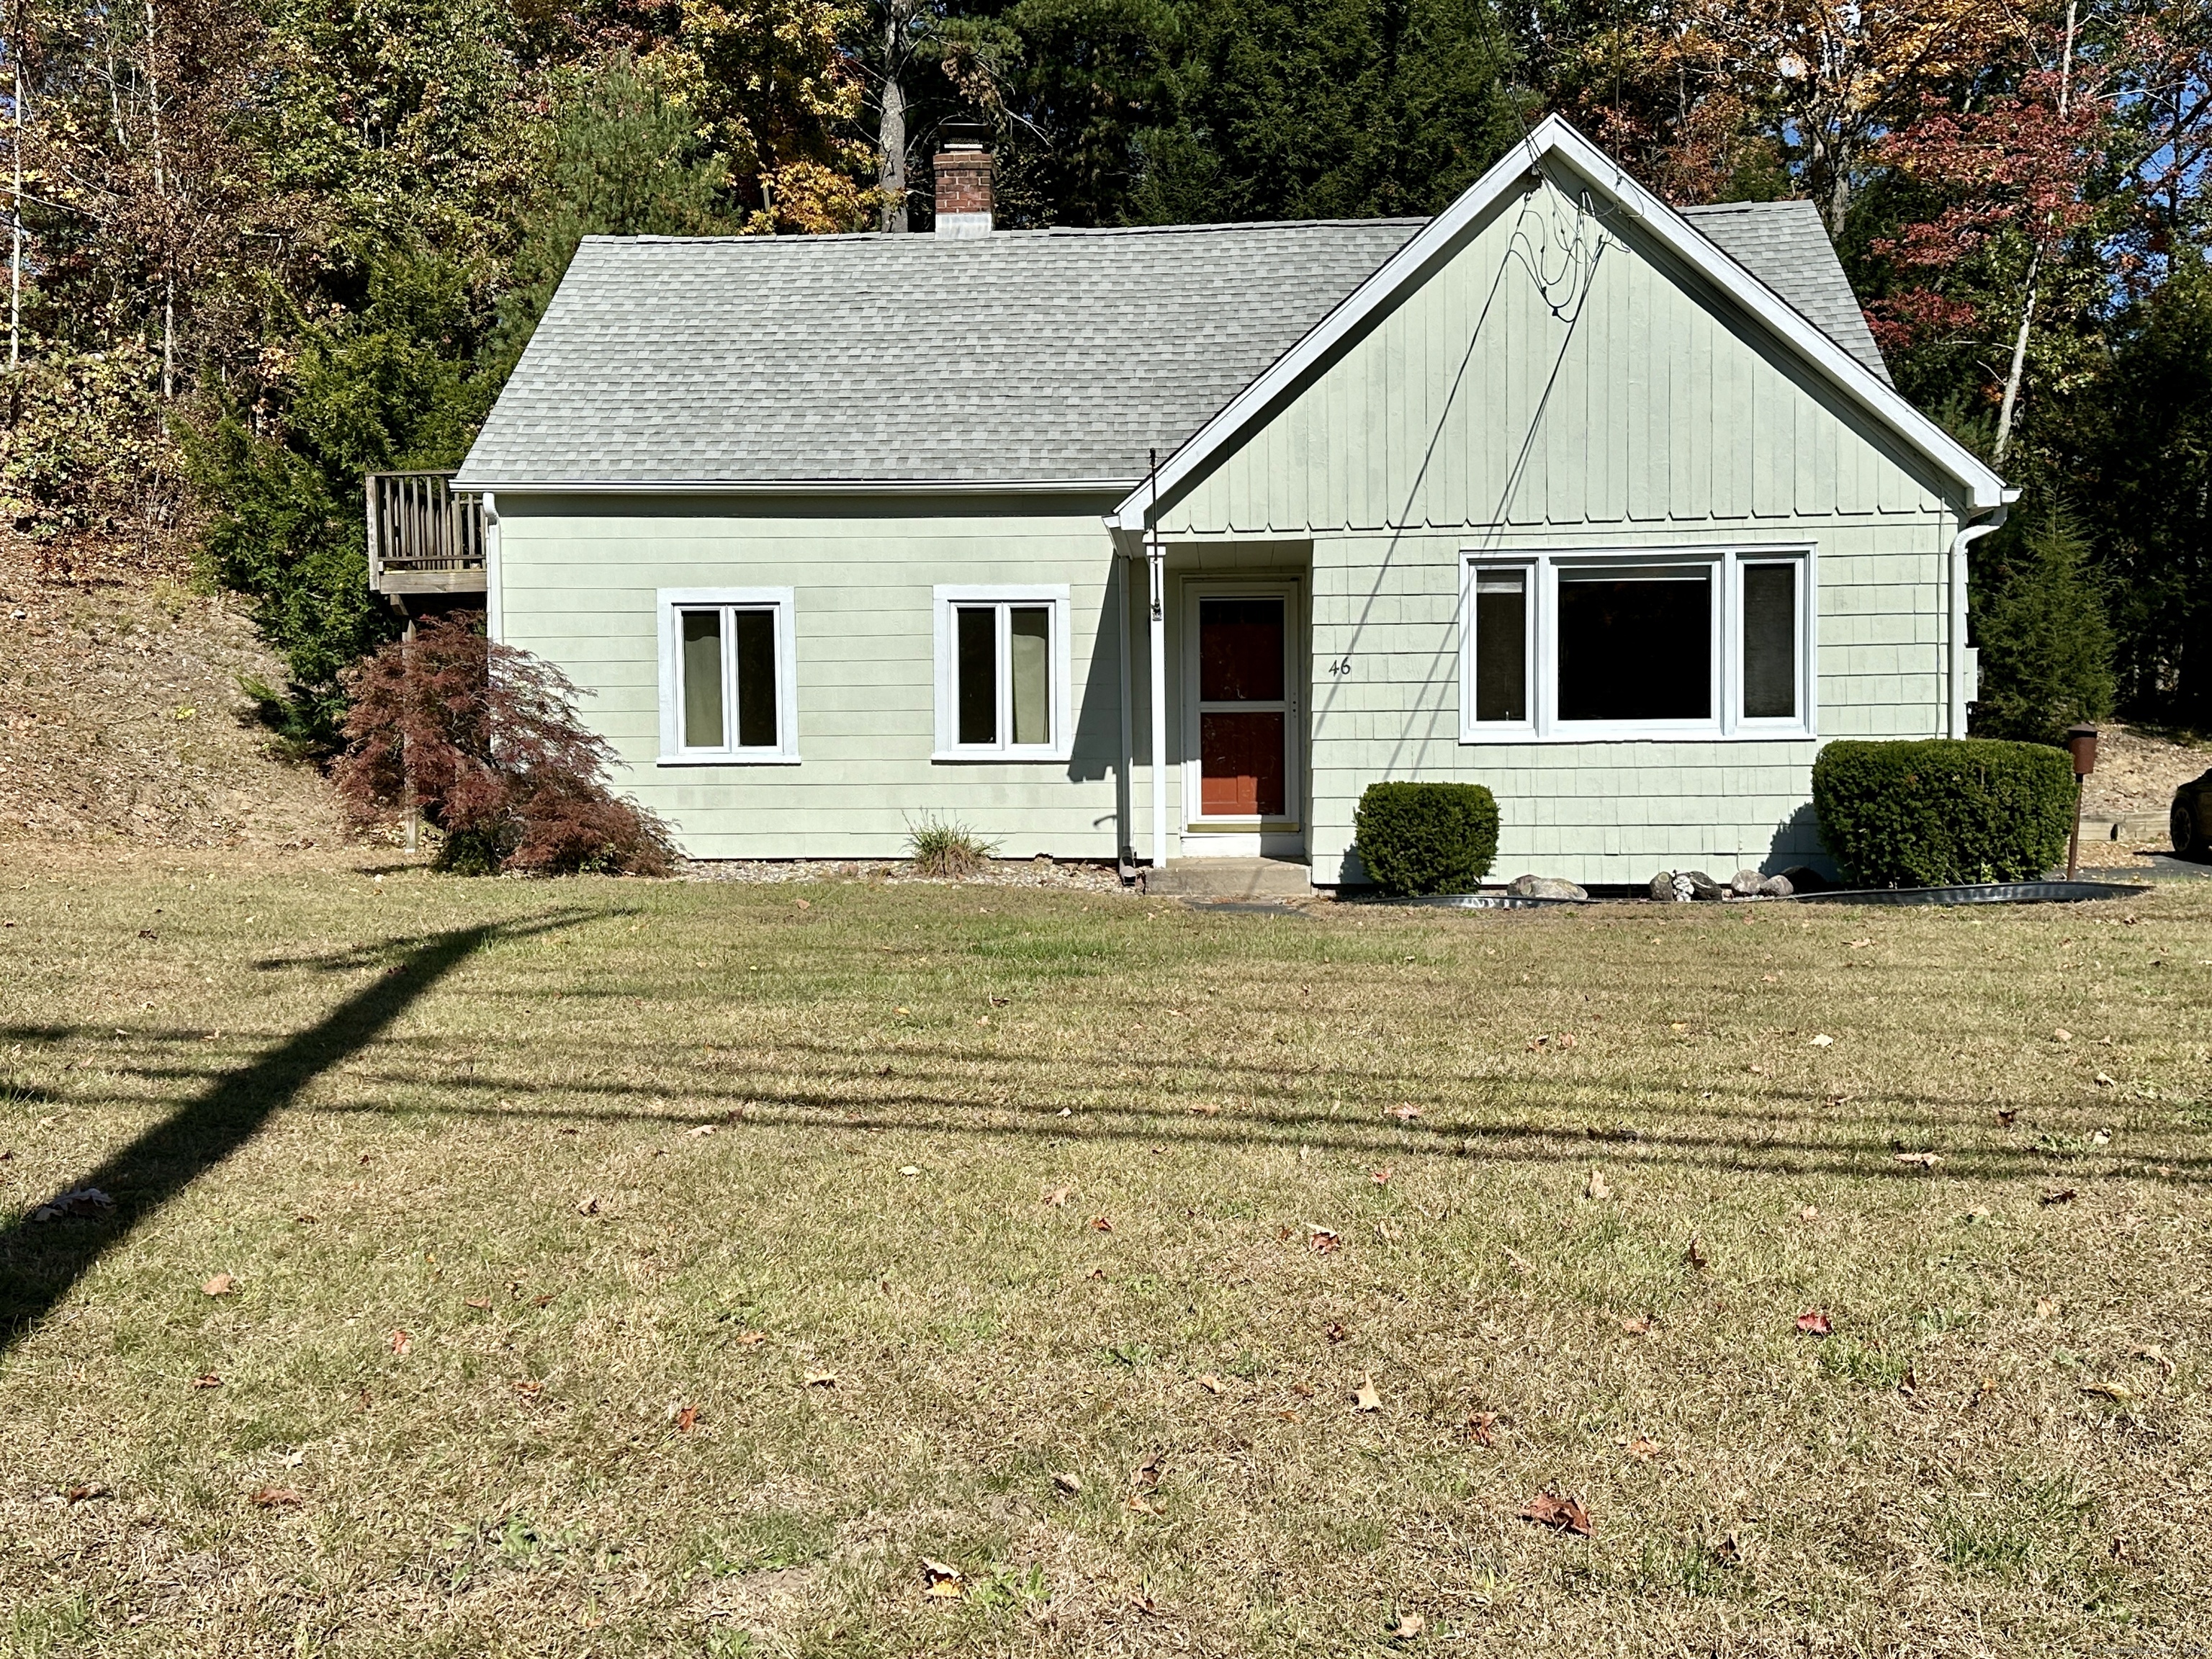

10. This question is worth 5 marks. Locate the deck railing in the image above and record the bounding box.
[367,471,487,595]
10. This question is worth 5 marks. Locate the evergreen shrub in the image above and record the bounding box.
[1811,739,2075,888]
[1353,781,1500,894]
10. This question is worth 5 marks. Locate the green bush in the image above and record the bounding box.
[1353,781,1500,894]
[1811,739,2076,887]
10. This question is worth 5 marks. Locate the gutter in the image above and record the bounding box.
[449,477,1137,499]
[1949,501,2013,738]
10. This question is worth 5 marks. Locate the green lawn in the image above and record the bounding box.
[1,850,2208,1657]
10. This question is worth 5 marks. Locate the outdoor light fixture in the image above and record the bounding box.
[2065,723,2098,881]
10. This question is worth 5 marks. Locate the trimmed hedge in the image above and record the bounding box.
[1354,781,1500,895]
[1811,739,2075,888]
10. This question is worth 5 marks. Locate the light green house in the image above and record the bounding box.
[451,117,2012,889]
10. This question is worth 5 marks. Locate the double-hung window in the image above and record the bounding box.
[1461,549,1812,741]
[657,588,799,763]
[933,585,1071,760]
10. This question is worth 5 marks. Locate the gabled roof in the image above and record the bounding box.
[454,221,1423,493]
[1110,115,2010,526]
[1678,199,1892,385]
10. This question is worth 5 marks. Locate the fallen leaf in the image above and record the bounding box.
[675,1404,698,1433]
[2036,1297,2059,1320]
[1466,1411,1498,1447]
[921,1558,964,1599]
[1810,1033,1834,1048]
[388,1329,412,1356]
[895,1007,912,1017]
[1620,1315,1653,1336]
[1188,1102,1220,1116]
[1894,1151,1940,1168]
[513,1380,543,1397]
[1390,1611,1425,1640]
[202,1273,236,1297]
[1196,1373,1226,1395]
[1625,1435,1660,1462]
[1125,1492,1160,1513]
[1794,1310,1833,1337]
[1308,1226,1341,1254]
[1685,1234,1709,1269]
[531,1293,554,1308]
[1128,1591,1161,1614]
[733,1331,768,1346]
[793,897,810,909]
[575,1195,600,1216]
[1798,1205,1820,1221]
[191,1373,220,1389]
[2091,1128,2112,1146]
[1089,1215,1114,1233]
[804,1370,837,1388]
[1353,1376,1382,1412]
[2095,1071,2116,1088]
[1584,1170,1611,1200]
[64,1483,109,1503]
[1370,1166,1393,1184]
[1324,1320,1347,1344]
[464,1297,491,1310]
[2054,1028,2072,1043]
[2082,1382,2136,1406]
[1519,1490,1593,1536]
[1053,1469,1082,1494]
[899,1165,921,1177]
[2040,1186,2077,1205]
[686,1124,716,1137]
[1388,1105,1423,1121]
[1993,1107,2018,1126]
[251,1488,303,1509]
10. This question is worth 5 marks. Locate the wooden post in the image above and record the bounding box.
[2064,724,2098,881]
[401,616,418,855]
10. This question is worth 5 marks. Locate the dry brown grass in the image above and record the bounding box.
[1,846,2208,1657]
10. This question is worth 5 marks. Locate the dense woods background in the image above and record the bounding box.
[1,0,2205,746]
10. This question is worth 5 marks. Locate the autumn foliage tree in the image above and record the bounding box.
[333,616,675,876]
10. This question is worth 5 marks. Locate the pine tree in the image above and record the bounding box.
[1972,503,2116,744]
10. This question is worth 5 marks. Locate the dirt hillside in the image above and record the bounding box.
[0,538,345,848]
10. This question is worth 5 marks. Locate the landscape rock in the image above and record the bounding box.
[1680,870,1728,901]
[1648,871,1681,901]
[1507,873,1589,901]
[1729,868,1767,896]
[1778,865,1830,894]
[1759,874,1795,897]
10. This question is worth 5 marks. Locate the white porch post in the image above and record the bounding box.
[1148,531,1168,868]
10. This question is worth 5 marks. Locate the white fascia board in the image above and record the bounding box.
[1104,113,2015,532]
[450,476,1136,498]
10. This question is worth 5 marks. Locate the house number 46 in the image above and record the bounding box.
[1327,656,1354,676]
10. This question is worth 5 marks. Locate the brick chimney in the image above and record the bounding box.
[932,126,993,238]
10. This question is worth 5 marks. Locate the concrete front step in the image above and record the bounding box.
[1141,857,1313,899]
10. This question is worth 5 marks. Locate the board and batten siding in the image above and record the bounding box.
[1142,177,1967,885]
[493,495,1128,860]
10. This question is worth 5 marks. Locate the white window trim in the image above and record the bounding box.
[1458,546,1817,744]
[932,585,1073,762]
[656,587,800,765]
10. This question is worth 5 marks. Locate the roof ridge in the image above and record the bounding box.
[582,218,1432,249]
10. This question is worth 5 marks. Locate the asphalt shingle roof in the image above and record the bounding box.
[1678,199,1892,385]
[457,202,1886,491]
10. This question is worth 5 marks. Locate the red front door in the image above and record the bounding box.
[1195,596,1290,819]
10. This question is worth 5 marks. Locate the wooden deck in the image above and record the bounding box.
[367,472,486,597]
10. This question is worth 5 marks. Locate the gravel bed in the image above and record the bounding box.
[679,855,1129,892]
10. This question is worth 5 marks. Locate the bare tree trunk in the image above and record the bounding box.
[877,4,909,233]
[10,48,22,370]
[146,0,171,398]
[1994,1,2074,468]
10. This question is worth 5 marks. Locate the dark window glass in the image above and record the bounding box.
[1199,598,1285,701]
[680,609,724,748]
[956,607,996,745]
[1557,567,1712,721]
[1743,563,1797,719]
[734,609,778,747]
[1473,570,1527,722]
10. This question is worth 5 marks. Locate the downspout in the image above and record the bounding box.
[1148,528,1168,868]
[1115,547,1133,875]
[482,491,503,644]
[1949,506,2007,738]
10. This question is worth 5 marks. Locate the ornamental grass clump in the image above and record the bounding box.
[333,615,674,876]
[1810,738,2074,888]
[1354,781,1501,895]
[906,816,997,880]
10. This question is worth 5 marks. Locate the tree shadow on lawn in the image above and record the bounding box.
[0,910,596,1354]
